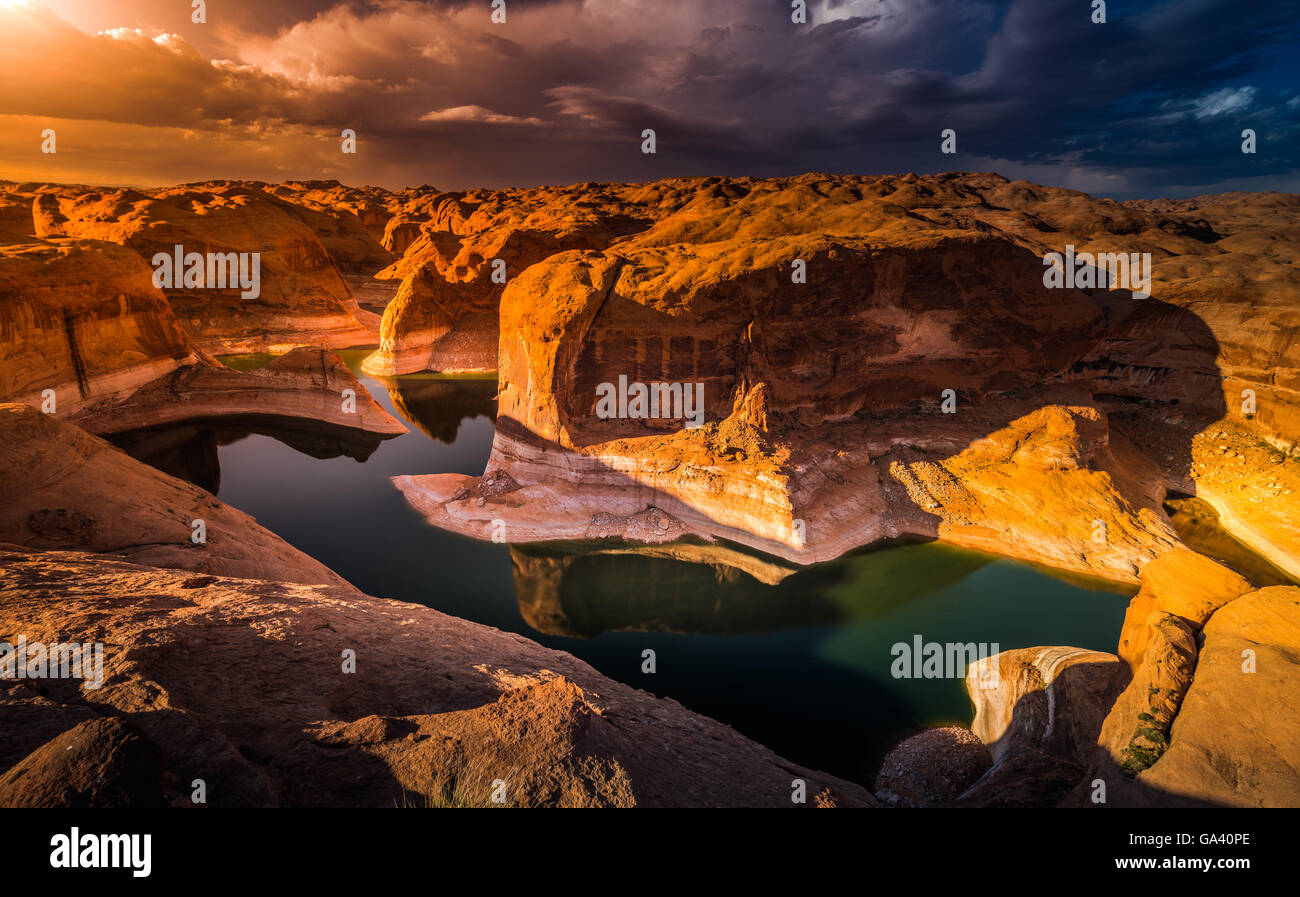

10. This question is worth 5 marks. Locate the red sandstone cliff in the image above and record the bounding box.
[391,173,1299,583]
[3,181,387,354]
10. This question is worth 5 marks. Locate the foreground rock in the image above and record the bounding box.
[0,403,358,588]
[1074,553,1300,806]
[0,546,873,808]
[937,552,1300,807]
[0,718,166,809]
[957,646,1123,807]
[873,727,991,807]
[1097,550,1251,777]
[1134,587,1300,806]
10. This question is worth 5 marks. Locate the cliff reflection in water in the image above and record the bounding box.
[108,417,394,494]
[381,375,498,443]
[510,539,995,639]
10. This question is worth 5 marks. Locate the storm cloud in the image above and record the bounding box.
[1,0,1296,196]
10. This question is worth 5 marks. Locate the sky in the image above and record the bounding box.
[0,0,1296,198]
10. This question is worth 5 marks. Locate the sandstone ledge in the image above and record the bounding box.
[0,402,360,588]
[66,347,408,438]
[396,397,1183,584]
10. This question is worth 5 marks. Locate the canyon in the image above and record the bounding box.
[394,173,1300,587]
[0,172,1296,807]
[0,404,871,807]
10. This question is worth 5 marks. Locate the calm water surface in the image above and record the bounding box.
[119,350,1135,786]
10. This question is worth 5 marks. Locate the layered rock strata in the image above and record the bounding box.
[0,224,405,439]
[394,173,1300,582]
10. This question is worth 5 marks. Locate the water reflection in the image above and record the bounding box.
[108,417,392,494]
[102,357,1142,785]
[382,376,497,444]
[510,539,998,638]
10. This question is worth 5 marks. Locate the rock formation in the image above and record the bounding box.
[4,171,1297,810]
[0,209,407,442]
[373,172,1299,810]
[923,550,1300,807]
[0,399,872,807]
[1133,586,1300,806]
[3,181,388,354]
[1076,551,1300,806]
[265,180,397,272]
[873,727,992,808]
[955,646,1125,806]
[395,172,1299,583]
[0,718,168,809]
[0,403,358,588]
[67,347,406,438]
[0,235,198,417]
[361,183,666,375]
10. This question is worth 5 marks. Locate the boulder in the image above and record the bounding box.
[0,718,166,808]
[873,727,992,807]
[956,646,1122,807]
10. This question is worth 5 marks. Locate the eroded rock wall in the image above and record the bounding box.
[4,181,388,354]
[394,172,1300,580]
